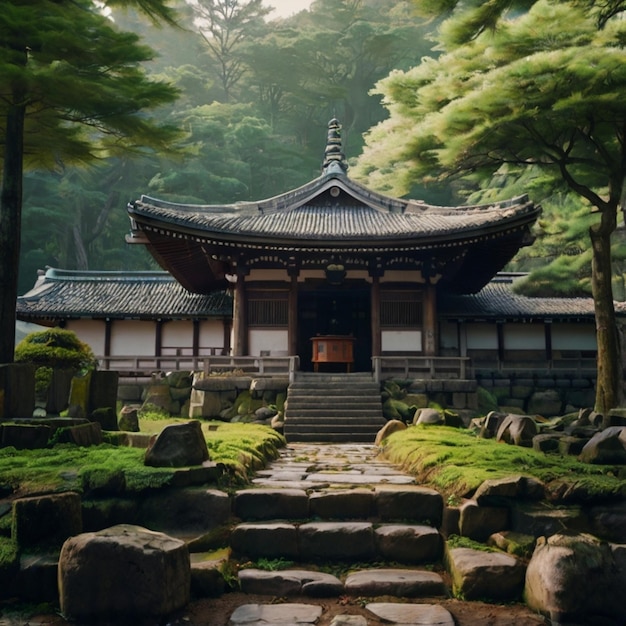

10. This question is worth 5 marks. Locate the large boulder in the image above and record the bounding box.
[496,414,538,447]
[12,492,82,550]
[375,419,406,446]
[58,524,190,622]
[144,420,210,467]
[524,532,624,623]
[446,546,525,601]
[413,408,444,426]
[578,426,626,464]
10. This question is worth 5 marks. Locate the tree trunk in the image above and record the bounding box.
[590,206,623,417]
[0,97,26,364]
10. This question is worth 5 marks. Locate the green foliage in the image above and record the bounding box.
[244,557,295,571]
[447,534,498,553]
[14,328,96,370]
[14,328,97,394]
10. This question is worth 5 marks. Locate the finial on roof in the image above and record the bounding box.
[322,118,348,174]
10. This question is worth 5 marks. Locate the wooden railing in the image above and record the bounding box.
[372,356,471,382]
[98,355,300,382]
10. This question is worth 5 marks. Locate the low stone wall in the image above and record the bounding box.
[476,370,597,416]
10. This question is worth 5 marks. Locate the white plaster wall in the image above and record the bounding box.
[199,320,225,354]
[552,323,597,350]
[504,323,545,350]
[466,323,498,349]
[162,320,193,352]
[248,329,289,356]
[65,320,105,355]
[110,320,155,356]
[382,330,422,352]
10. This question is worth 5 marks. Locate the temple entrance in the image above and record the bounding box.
[297,283,372,372]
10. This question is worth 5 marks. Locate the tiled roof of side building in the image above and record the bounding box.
[16,268,233,320]
[16,268,625,322]
[440,274,626,319]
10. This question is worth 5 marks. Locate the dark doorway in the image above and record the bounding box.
[298,283,372,372]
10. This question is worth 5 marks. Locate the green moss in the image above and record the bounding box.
[447,534,498,553]
[381,425,626,500]
[0,422,285,496]
[14,329,97,390]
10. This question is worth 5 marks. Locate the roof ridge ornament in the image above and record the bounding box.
[322,118,348,175]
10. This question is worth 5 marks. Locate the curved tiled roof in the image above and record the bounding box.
[16,268,232,320]
[130,176,538,246]
[128,171,540,294]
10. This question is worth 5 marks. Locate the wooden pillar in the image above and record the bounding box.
[423,283,437,356]
[370,274,381,357]
[544,320,553,361]
[288,270,299,356]
[104,319,112,358]
[155,320,163,357]
[192,319,200,357]
[497,321,505,365]
[232,270,247,356]
[222,318,232,356]
[458,320,467,357]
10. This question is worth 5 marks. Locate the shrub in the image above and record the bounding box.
[14,328,98,394]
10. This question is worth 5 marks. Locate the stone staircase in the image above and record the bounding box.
[221,443,456,624]
[283,373,384,443]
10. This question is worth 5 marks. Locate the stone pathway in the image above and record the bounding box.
[227,443,456,626]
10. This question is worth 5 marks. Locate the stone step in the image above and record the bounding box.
[286,396,382,406]
[229,521,443,563]
[283,431,381,443]
[236,567,448,599]
[288,384,380,394]
[231,486,443,523]
[284,411,383,420]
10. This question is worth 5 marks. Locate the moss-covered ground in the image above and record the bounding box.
[380,425,626,501]
[0,420,285,498]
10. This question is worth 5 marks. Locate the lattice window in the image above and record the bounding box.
[381,290,422,327]
[248,291,288,327]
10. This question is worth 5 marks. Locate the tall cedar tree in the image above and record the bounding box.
[0,0,179,363]
[356,0,626,414]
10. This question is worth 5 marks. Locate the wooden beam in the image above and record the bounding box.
[423,283,437,356]
[288,272,298,356]
[371,275,381,357]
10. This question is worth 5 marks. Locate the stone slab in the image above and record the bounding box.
[344,569,446,598]
[238,568,342,597]
[230,523,299,559]
[229,603,323,625]
[375,524,442,563]
[366,602,455,625]
[305,472,414,485]
[233,488,309,520]
[298,522,375,560]
[375,485,443,525]
[308,489,373,519]
[329,616,367,626]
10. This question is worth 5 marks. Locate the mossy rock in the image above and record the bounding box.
[381,380,404,400]
[383,398,412,421]
[404,393,428,409]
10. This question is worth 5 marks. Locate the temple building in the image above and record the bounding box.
[124,119,540,374]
